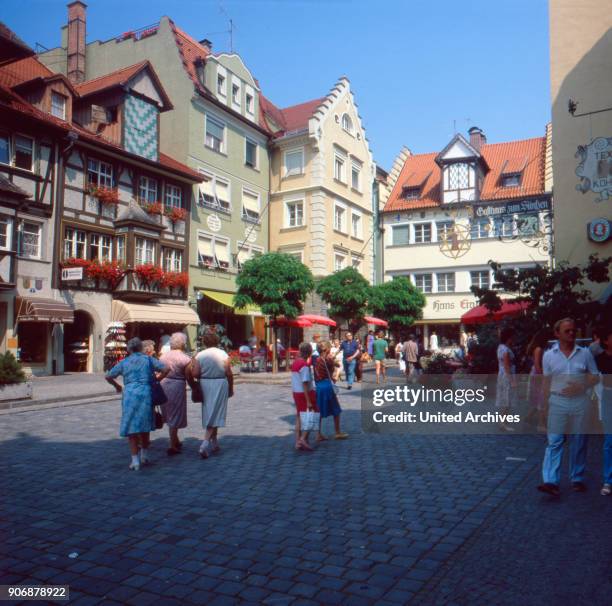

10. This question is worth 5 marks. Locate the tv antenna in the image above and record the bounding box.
[219,2,235,52]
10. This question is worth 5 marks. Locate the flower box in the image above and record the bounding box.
[134,264,164,289]
[89,185,120,206]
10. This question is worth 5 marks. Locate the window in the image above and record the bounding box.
[334,253,346,272]
[285,199,304,228]
[19,221,41,259]
[139,176,158,203]
[414,223,432,243]
[165,184,183,208]
[135,237,155,265]
[517,214,539,236]
[334,204,346,232]
[392,224,409,246]
[334,154,346,182]
[51,92,66,119]
[437,272,455,293]
[90,233,112,261]
[14,136,33,171]
[197,233,230,269]
[402,187,420,200]
[436,221,454,241]
[116,236,126,263]
[284,148,304,177]
[242,189,260,223]
[342,114,353,134]
[246,93,254,115]
[63,228,86,259]
[493,216,514,237]
[245,139,258,169]
[351,163,361,191]
[205,116,225,153]
[470,270,490,289]
[444,163,470,191]
[214,178,231,212]
[198,171,231,212]
[414,273,433,293]
[502,174,521,187]
[232,83,240,107]
[351,212,362,238]
[236,242,264,268]
[352,257,361,271]
[162,247,182,272]
[0,216,12,250]
[470,217,490,239]
[87,158,113,187]
[0,134,9,165]
[17,323,47,364]
[217,73,226,96]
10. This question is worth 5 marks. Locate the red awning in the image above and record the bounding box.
[460,301,531,325]
[298,314,337,327]
[270,317,313,328]
[364,316,388,328]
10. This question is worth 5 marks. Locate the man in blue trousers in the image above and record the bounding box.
[340,332,361,390]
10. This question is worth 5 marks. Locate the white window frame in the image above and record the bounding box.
[197,169,232,213]
[414,273,433,294]
[116,235,126,263]
[165,184,183,208]
[436,272,455,293]
[281,249,304,262]
[235,241,264,268]
[351,210,363,239]
[493,215,515,238]
[161,247,182,272]
[436,220,454,242]
[89,233,113,262]
[391,223,410,246]
[341,113,354,135]
[501,173,521,188]
[245,138,258,170]
[135,237,156,265]
[87,157,113,187]
[284,197,305,228]
[245,85,255,116]
[333,201,347,233]
[231,76,241,111]
[470,270,491,289]
[470,217,490,239]
[216,66,227,98]
[18,220,42,259]
[334,152,346,183]
[139,176,158,204]
[14,135,34,172]
[334,252,346,272]
[241,187,261,224]
[414,222,432,244]
[63,227,87,260]
[351,161,361,191]
[51,91,67,120]
[283,147,304,177]
[205,114,226,154]
[197,231,230,269]
[0,215,13,251]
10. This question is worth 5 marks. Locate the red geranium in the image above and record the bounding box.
[89,185,120,206]
[62,258,90,268]
[164,207,188,223]
[144,201,163,215]
[134,264,164,287]
[160,271,189,290]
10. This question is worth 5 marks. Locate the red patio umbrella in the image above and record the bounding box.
[270,317,313,328]
[363,316,389,328]
[460,300,531,325]
[298,314,337,327]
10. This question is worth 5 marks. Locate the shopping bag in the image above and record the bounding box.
[399,359,406,372]
[300,410,320,432]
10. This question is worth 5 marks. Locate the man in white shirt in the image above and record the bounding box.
[538,317,599,496]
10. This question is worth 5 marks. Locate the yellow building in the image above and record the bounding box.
[549,0,612,301]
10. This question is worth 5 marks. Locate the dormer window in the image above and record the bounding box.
[342,114,354,134]
[217,73,226,96]
[402,187,420,200]
[500,157,526,188]
[232,84,240,105]
[501,173,521,188]
[51,92,67,120]
[443,162,476,202]
[246,93,254,115]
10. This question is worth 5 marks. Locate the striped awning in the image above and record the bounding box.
[15,296,74,323]
[111,300,200,325]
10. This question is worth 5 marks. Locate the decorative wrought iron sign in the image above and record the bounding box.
[576,137,612,201]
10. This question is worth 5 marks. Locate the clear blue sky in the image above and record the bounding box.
[3,0,551,170]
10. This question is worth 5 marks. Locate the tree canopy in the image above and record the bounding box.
[234,252,315,318]
[315,267,371,330]
[368,277,426,338]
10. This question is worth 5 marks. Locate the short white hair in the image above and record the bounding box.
[170,332,187,349]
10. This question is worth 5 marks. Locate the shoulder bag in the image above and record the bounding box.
[148,356,167,406]
[188,355,203,403]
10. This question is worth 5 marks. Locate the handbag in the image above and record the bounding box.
[148,357,167,406]
[322,356,340,396]
[300,410,320,432]
[187,357,203,403]
[153,406,164,430]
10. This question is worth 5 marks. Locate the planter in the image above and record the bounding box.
[0,381,33,402]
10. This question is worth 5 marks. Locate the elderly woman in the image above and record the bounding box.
[160,332,191,456]
[106,337,168,470]
[190,332,234,458]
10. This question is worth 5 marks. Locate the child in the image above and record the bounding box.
[291,342,318,451]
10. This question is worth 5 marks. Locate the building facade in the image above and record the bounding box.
[549,0,612,302]
[39,4,270,348]
[382,126,553,347]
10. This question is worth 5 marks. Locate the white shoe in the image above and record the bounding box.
[129,462,141,471]
[199,440,211,459]
[601,483,611,496]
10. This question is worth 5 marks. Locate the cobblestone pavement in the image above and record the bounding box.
[0,371,609,605]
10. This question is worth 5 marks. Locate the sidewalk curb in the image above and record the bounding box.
[0,394,119,415]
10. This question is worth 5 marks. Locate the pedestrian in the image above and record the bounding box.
[310,333,321,360]
[339,331,360,390]
[330,338,344,381]
[594,325,612,496]
[525,329,549,431]
[366,330,375,357]
[373,330,389,384]
[395,339,406,373]
[248,330,258,350]
[143,339,156,356]
[159,332,191,456]
[537,318,599,496]
[291,342,318,451]
[254,340,268,372]
[314,340,348,440]
[403,334,419,378]
[429,330,439,352]
[105,337,169,470]
[190,332,234,459]
[495,327,517,431]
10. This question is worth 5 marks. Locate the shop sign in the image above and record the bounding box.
[472,198,550,218]
[61,267,83,281]
[576,137,612,201]
[432,299,479,312]
[587,218,611,243]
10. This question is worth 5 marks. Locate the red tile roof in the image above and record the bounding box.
[0,21,34,65]
[259,95,325,137]
[0,56,53,88]
[169,22,211,96]
[383,136,547,213]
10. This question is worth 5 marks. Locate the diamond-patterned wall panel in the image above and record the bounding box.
[124,94,159,161]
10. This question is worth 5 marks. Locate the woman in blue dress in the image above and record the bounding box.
[106,337,168,470]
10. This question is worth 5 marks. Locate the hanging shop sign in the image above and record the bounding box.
[472,198,551,218]
[587,218,611,243]
[576,137,612,201]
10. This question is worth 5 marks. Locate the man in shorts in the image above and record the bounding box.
[373,331,389,384]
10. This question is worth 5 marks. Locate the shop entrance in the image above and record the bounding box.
[63,310,93,372]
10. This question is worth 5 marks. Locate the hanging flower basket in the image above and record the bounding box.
[89,185,120,206]
[134,264,164,288]
[164,207,188,223]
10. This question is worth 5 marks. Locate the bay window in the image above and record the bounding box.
[64,228,87,259]
[162,247,182,272]
[135,237,155,265]
[90,234,112,261]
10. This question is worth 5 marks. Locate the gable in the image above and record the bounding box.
[213,54,258,89]
[128,70,164,107]
[438,137,478,161]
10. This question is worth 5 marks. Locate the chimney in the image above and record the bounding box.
[199,38,212,52]
[67,1,87,84]
[468,126,486,152]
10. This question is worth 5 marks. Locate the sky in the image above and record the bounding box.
[3,0,551,170]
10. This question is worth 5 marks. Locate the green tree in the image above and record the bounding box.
[368,277,426,340]
[234,252,315,372]
[315,267,371,332]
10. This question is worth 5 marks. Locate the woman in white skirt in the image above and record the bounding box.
[190,332,234,458]
[495,327,517,431]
